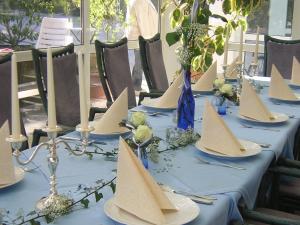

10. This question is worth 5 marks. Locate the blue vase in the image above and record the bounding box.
[177,69,195,130]
[217,104,227,115]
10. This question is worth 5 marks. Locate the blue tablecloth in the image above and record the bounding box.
[1,85,300,225]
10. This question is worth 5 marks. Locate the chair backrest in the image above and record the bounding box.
[264,35,300,79]
[32,44,80,127]
[0,54,28,150]
[139,34,169,92]
[95,38,136,108]
[36,17,73,49]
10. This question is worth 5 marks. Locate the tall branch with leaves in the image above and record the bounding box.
[166,0,264,72]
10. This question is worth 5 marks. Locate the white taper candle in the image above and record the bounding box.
[11,53,21,139]
[78,51,88,129]
[47,48,57,129]
[223,27,229,66]
[238,26,244,63]
[253,26,260,64]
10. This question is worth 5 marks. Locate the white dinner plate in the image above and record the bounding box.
[104,191,200,225]
[142,98,177,111]
[238,112,289,124]
[0,167,25,189]
[196,139,262,159]
[270,93,300,103]
[192,87,214,95]
[289,82,300,89]
[78,121,131,139]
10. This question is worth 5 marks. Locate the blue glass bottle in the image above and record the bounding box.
[177,69,195,130]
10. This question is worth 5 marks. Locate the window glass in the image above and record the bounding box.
[91,0,159,42]
[244,0,294,75]
[0,0,81,50]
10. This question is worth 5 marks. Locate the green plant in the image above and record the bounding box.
[166,0,265,72]
[0,0,53,48]
[72,0,128,42]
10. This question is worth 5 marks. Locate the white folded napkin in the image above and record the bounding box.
[239,79,275,122]
[291,56,300,85]
[114,138,177,224]
[0,121,15,185]
[93,88,129,134]
[269,65,298,100]
[142,74,183,108]
[196,100,245,156]
[226,57,239,79]
[192,61,217,91]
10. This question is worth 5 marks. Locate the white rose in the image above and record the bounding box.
[214,78,225,88]
[220,84,233,96]
[130,112,146,128]
[134,125,152,143]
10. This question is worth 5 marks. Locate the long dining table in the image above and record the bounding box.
[1,79,300,225]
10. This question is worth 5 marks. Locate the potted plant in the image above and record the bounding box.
[164,0,264,129]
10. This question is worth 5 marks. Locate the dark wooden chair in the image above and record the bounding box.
[95,38,161,108]
[264,35,300,79]
[268,158,300,212]
[139,34,169,92]
[0,54,28,150]
[233,207,300,225]
[32,44,105,146]
[230,159,300,225]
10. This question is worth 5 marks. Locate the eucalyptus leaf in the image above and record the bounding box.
[166,32,180,46]
[95,191,103,202]
[205,53,213,67]
[216,43,224,55]
[214,26,224,35]
[30,219,41,225]
[172,8,182,22]
[80,199,90,209]
[110,182,116,193]
[222,0,232,14]
[211,14,228,23]
[44,214,54,224]
[191,55,201,71]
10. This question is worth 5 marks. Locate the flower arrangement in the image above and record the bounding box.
[133,125,153,144]
[120,111,153,145]
[165,0,264,72]
[213,78,238,105]
[130,111,147,128]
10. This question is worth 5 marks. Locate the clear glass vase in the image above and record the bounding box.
[214,96,227,115]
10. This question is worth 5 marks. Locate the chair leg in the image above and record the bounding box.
[138,94,145,105]
[31,129,47,147]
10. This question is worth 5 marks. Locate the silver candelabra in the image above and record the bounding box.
[249,62,258,77]
[222,64,228,79]
[247,62,262,93]
[6,125,94,213]
[236,61,244,97]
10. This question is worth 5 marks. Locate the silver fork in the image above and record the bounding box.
[196,156,246,170]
